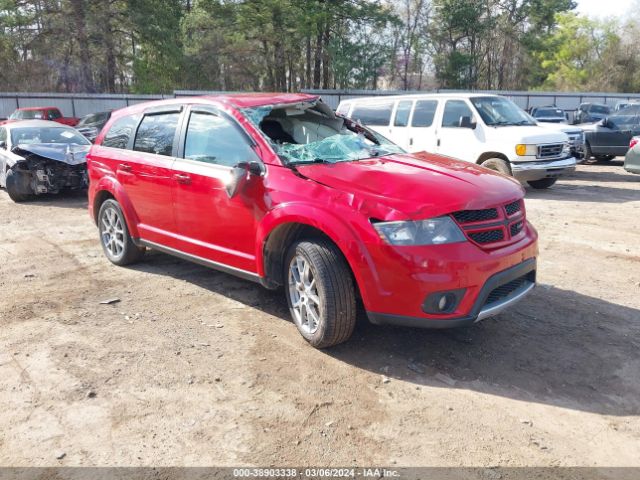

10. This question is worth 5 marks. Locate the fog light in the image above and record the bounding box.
[422,289,466,315]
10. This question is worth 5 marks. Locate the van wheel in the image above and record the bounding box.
[5,168,31,202]
[527,178,558,189]
[285,239,356,348]
[98,199,145,266]
[481,158,512,176]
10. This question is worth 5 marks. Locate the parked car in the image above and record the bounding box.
[87,94,538,348]
[624,137,640,174]
[529,106,568,123]
[614,101,639,112]
[0,107,80,127]
[76,111,112,142]
[581,114,640,161]
[337,93,576,189]
[0,120,90,202]
[574,103,611,124]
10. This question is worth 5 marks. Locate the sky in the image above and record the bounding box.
[575,0,634,18]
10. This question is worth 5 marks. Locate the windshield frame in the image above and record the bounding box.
[469,96,537,127]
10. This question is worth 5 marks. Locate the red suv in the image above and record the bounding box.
[87,93,538,348]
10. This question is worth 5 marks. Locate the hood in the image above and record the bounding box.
[15,143,90,165]
[486,125,568,144]
[295,152,524,221]
[537,122,582,134]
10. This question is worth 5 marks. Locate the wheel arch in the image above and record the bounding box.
[91,177,140,238]
[476,151,510,165]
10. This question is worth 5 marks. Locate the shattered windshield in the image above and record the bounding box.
[11,127,91,146]
[242,101,403,165]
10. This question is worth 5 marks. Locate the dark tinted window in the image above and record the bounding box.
[442,100,474,127]
[590,104,610,114]
[411,100,438,127]
[606,115,638,129]
[534,108,564,117]
[103,115,140,149]
[183,111,257,167]
[351,102,393,126]
[133,113,179,156]
[48,109,62,120]
[394,101,412,127]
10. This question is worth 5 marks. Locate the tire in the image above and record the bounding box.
[5,168,31,203]
[98,199,145,266]
[284,239,356,348]
[527,177,558,189]
[480,158,512,176]
[584,143,592,160]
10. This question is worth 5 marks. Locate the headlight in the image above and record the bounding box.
[372,216,466,246]
[515,144,537,156]
[562,142,571,155]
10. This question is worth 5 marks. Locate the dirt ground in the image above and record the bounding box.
[0,160,639,469]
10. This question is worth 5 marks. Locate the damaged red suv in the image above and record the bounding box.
[87,93,538,348]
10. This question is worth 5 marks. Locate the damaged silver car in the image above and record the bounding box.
[0,120,90,202]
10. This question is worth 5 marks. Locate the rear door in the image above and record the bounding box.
[407,99,439,153]
[171,105,264,274]
[591,115,639,156]
[350,100,394,138]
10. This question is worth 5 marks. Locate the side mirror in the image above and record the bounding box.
[225,160,265,198]
[459,116,476,129]
[0,141,6,149]
[601,117,612,128]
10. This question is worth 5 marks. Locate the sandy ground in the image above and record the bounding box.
[0,161,639,469]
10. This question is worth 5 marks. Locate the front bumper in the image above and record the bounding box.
[511,157,576,182]
[367,259,536,328]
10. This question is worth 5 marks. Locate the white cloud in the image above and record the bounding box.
[574,0,634,19]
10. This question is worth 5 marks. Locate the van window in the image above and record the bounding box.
[102,114,140,149]
[183,111,258,167]
[336,102,351,116]
[411,100,438,127]
[133,113,180,156]
[394,101,413,127]
[351,102,393,126]
[442,100,474,128]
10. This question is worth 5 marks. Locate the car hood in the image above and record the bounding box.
[295,152,525,221]
[486,125,568,144]
[14,143,90,165]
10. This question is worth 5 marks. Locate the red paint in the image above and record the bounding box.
[0,107,79,126]
[88,94,537,322]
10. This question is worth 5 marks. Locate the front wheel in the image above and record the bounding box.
[527,177,558,189]
[285,239,356,348]
[98,199,145,266]
[5,168,31,203]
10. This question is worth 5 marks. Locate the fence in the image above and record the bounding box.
[3,89,640,120]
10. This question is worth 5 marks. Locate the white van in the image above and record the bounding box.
[336,93,577,189]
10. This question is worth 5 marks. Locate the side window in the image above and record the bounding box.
[183,111,258,167]
[336,102,351,116]
[351,102,393,126]
[48,109,62,120]
[411,100,438,127]
[442,100,474,128]
[133,113,180,156]
[102,114,140,149]
[394,101,412,127]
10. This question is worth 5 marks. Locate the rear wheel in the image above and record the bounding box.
[527,177,558,189]
[98,199,145,266]
[5,168,31,202]
[285,239,356,348]
[480,158,512,176]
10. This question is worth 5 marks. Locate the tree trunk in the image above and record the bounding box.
[68,0,95,92]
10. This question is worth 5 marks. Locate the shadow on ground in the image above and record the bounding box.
[130,250,640,417]
[0,188,88,209]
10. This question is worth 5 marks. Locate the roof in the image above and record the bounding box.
[339,92,506,104]
[4,120,70,129]
[14,106,59,111]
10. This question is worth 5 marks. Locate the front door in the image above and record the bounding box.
[171,106,264,274]
[436,99,479,163]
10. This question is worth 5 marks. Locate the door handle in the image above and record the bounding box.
[409,138,413,146]
[174,173,191,185]
[118,163,132,172]
[437,138,441,147]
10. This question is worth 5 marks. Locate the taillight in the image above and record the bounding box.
[630,137,639,149]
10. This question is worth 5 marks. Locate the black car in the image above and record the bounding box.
[530,106,568,123]
[76,111,111,142]
[574,103,611,124]
[583,113,640,160]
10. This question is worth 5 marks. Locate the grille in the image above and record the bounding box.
[485,274,531,306]
[469,229,504,244]
[505,200,521,216]
[452,208,498,224]
[510,221,524,236]
[538,143,564,159]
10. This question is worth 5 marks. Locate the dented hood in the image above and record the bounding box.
[15,143,90,165]
[295,152,525,220]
